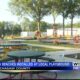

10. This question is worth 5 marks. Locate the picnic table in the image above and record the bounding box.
[8,50,45,62]
[40,38,70,44]
[7,50,45,79]
[56,39,69,44]
[0,70,47,79]
[0,50,5,59]
[8,39,26,43]
[0,43,28,58]
[0,43,27,47]
[0,43,28,50]
[0,72,11,79]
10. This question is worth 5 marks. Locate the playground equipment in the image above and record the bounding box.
[74,35,80,43]
[34,30,41,40]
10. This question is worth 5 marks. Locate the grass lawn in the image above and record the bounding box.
[30,47,63,52]
[26,40,79,48]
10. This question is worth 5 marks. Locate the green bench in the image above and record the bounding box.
[34,56,55,62]
[38,56,55,62]
[0,56,14,62]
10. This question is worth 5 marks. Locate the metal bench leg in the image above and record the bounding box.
[20,73,23,79]
[15,59,18,62]
[36,58,38,62]
[30,73,33,79]
[30,58,31,62]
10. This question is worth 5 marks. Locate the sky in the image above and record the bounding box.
[0,0,80,24]
[0,0,19,23]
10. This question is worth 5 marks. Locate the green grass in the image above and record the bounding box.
[30,47,62,52]
[26,40,79,48]
[26,40,63,52]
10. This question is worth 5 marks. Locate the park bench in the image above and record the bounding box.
[0,56,14,62]
[34,56,55,62]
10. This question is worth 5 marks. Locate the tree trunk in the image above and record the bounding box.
[63,13,65,37]
[36,20,41,40]
[71,17,73,38]
[53,16,56,37]
[53,16,56,25]
[37,21,40,31]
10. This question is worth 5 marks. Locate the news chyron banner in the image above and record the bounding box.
[0,62,73,70]
[73,62,80,70]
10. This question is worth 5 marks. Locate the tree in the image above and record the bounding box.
[29,21,37,31]
[48,0,58,25]
[0,22,5,37]
[29,21,51,32]
[66,0,80,37]
[49,0,68,37]
[0,21,21,38]
[13,24,21,35]
[21,17,30,31]
[48,0,58,37]
[40,21,51,32]
[56,0,68,37]
[9,0,50,31]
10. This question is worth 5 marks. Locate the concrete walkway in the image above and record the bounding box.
[27,43,79,50]
[45,50,80,64]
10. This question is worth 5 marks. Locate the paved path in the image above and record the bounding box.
[27,43,79,50]
[45,50,80,64]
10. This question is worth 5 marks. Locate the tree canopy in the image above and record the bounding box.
[9,0,50,31]
[8,0,80,37]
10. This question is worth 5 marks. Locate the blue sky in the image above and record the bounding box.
[0,0,80,24]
